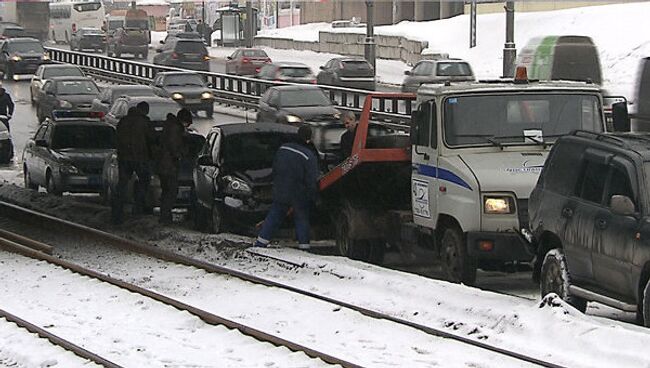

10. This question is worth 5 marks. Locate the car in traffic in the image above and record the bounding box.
[106,25,148,59]
[0,122,13,164]
[0,25,26,40]
[30,64,85,105]
[160,31,202,44]
[317,57,376,90]
[225,48,271,76]
[0,37,49,80]
[150,72,214,117]
[529,129,650,326]
[256,62,316,84]
[153,38,209,71]
[22,111,115,195]
[401,59,475,93]
[70,27,107,52]
[91,85,156,114]
[193,123,298,233]
[256,85,343,158]
[36,76,101,122]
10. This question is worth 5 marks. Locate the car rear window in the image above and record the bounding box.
[3,27,25,37]
[110,87,155,101]
[51,125,115,150]
[342,60,372,70]
[57,80,99,95]
[280,67,311,77]
[436,62,472,76]
[43,67,84,79]
[175,41,207,53]
[242,49,268,58]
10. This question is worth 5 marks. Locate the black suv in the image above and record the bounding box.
[153,38,209,71]
[530,130,650,326]
[0,38,49,79]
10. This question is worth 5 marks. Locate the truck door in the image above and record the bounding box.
[411,100,438,229]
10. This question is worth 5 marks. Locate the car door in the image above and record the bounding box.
[414,61,435,88]
[150,75,165,97]
[194,130,219,208]
[318,59,333,84]
[257,89,275,122]
[24,124,48,185]
[33,123,51,185]
[592,156,639,297]
[39,81,56,119]
[561,149,611,285]
[31,65,44,100]
[411,100,438,229]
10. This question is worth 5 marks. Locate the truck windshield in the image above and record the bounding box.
[443,93,602,147]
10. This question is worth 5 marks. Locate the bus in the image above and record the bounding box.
[49,0,105,43]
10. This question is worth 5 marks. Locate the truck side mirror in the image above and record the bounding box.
[612,101,630,132]
[410,110,422,145]
[610,195,635,216]
[404,70,411,76]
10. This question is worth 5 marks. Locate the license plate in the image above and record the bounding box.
[185,99,200,104]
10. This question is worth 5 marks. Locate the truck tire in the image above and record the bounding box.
[335,209,384,265]
[540,248,587,313]
[440,225,477,285]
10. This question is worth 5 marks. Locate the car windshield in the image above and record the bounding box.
[222,132,295,169]
[342,60,372,70]
[43,67,84,79]
[176,41,207,53]
[8,41,44,53]
[163,74,204,86]
[57,80,99,95]
[437,62,472,76]
[280,89,331,107]
[111,87,155,101]
[79,28,103,35]
[125,19,148,29]
[141,101,181,121]
[51,125,115,150]
[444,93,603,147]
[280,67,312,77]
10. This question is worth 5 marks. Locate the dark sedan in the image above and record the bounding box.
[70,28,106,52]
[91,85,156,114]
[256,85,342,156]
[0,37,49,80]
[193,123,298,233]
[36,76,100,122]
[257,62,316,84]
[22,112,116,195]
[153,38,209,71]
[30,64,85,105]
[150,72,214,117]
[317,57,376,90]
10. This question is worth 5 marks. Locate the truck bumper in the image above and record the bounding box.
[466,231,535,262]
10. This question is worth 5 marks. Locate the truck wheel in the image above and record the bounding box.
[440,225,477,285]
[334,210,383,264]
[540,248,587,313]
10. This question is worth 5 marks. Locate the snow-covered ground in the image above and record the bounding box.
[255,2,650,99]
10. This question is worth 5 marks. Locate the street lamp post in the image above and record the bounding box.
[502,1,516,77]
[364,0,376,74]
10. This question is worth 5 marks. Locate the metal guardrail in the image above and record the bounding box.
[45,47,414,125]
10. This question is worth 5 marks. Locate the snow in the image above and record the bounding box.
[257,2,650,99]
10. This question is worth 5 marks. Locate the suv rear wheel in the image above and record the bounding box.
[540,248,587,312]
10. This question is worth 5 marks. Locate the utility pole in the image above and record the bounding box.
[245,0,253,47]
[502,1,516,77]
[364,0,376,73]
[469,0,476,48]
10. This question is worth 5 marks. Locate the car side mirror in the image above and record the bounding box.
[226,56,232,60]
[612,101,631,132]
[159,40,164,44]
[35,139,47,147]
[404,70,411,75]
[319,66,325,70]
[610,195,636,216]
[197,154,214,166]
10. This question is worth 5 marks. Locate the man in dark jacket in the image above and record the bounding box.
[111,101,154,224]
[340,111,358,159]
[254,125,320,250]
[157,108,191,224]
[0,85,15,132]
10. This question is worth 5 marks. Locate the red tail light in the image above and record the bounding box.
[311,79,316,84]
[90,111,105,119]
[242,57,250,64]
[265,58,272,63]
[72,23,76,33]
[171,52,179,59]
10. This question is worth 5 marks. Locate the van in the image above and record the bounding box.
[516,35,602,85]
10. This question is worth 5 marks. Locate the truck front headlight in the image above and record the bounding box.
[285,114,303,124]
[201,92,213,99]
[484,196,514,214]
[171,93,183,100]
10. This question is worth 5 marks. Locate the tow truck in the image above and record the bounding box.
[318,67,630,285]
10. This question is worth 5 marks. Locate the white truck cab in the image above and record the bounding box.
[410,80,607,284]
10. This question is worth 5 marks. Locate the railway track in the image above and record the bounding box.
[0,200,566,368]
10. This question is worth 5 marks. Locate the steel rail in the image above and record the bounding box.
[0,234,361,368]
[0,200,567,368]
[0,307,124,368]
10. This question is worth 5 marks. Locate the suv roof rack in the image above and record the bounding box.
[572,130,650,150]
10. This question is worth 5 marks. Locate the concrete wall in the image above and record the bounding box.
[254,31,428,66]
